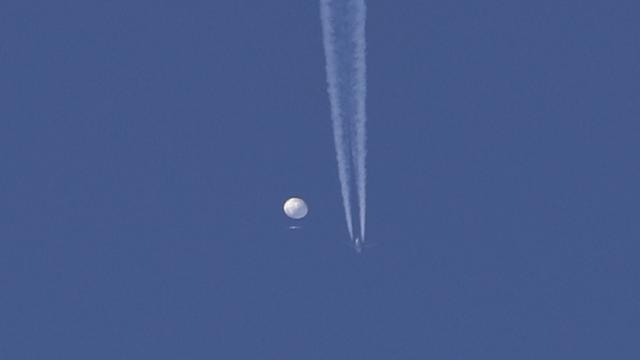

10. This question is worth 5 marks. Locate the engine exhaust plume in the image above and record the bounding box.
[320,0,368,249]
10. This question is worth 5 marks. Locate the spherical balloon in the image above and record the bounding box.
[283,197,308,219]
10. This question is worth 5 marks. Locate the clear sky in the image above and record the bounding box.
[1,1,639,359]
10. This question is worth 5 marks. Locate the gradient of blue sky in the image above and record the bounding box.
[1,1,639,358]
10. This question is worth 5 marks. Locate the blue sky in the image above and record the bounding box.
[1,1,639,358]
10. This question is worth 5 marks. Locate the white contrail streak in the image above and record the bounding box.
[320,0,354,240]
[320,0,367,247]
[352,0,367,243]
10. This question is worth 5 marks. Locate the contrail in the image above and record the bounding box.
[320,0,367,247]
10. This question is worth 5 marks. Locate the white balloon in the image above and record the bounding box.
[283,197,308,219]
